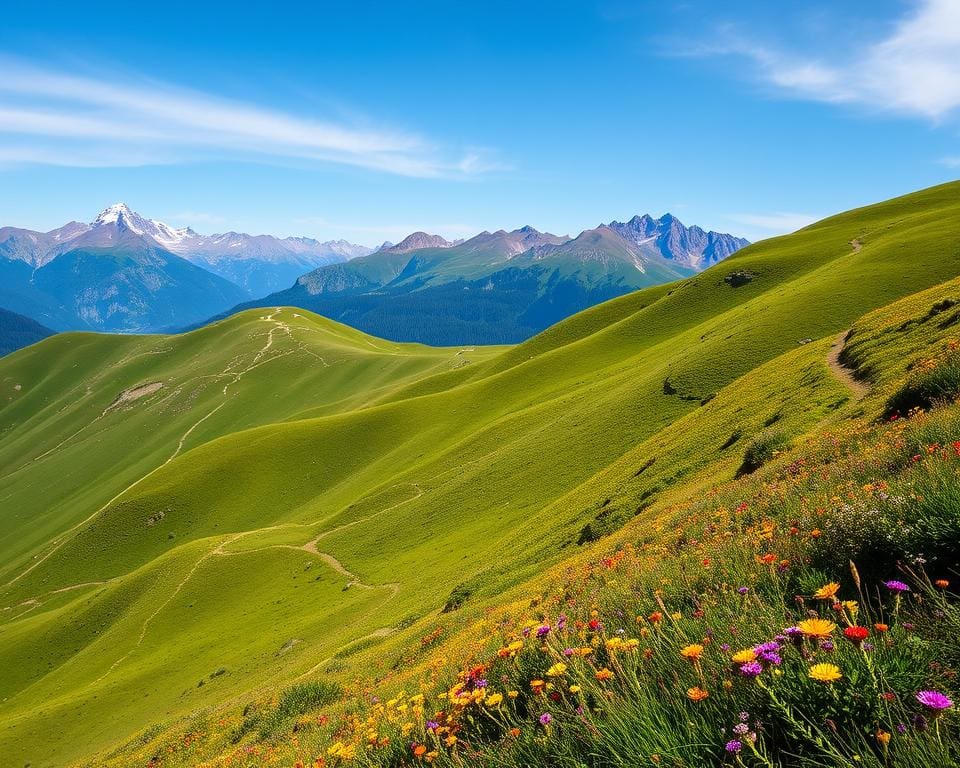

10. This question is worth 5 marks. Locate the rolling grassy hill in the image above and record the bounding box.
[1,181,959,767]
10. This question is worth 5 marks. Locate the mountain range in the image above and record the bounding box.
[215,216,749,345]
[0,203,747,346]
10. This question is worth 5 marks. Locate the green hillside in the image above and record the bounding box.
[1,181,960,767]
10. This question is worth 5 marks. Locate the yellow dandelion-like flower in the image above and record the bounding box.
[813,582,840,601]
[680,644,704,662]
[808,663,842,683]
[797,618,837,638]
[731,648,757,664]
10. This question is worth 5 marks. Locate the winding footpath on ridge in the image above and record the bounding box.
[826,330,870,400]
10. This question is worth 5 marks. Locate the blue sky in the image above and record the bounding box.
[1,0,958,244]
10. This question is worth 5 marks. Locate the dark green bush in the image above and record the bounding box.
[737,429,789,476]
[886,347,960,418]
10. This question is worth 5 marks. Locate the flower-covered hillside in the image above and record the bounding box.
[90,282,960,768]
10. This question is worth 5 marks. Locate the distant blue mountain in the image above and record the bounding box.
[0,308,54,356]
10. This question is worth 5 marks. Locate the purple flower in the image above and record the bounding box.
[536,624,551,639]
[884,580,910,593]
[862,642,874,652]
[819,641,834,652]
[733,723,750,736]
[760,650,782,665]
[737,587,750,595]
[426,720,439,731]
[916,690,953,712]
[720,643,731,652]
[739,661,763,678]
[563,647,575,657]
[754,641,779,654]
[725,740,743,754]
[738,711,750,722]
[556,615,567,631]
[539,712,552,726]
[473,678,488,689]
[895,723,907,735]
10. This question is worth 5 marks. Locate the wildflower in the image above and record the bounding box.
[737,586,750,595]
[508,727,521,738]
[739,661,763,678]
[648,611,663,624]
[935,579,950,589]
[844,626,869,647]
[412,744,427,758]
[530,679,546,694]
[884,580,910,593]
[874,623,889,632]
[731,648,757,664]
[588,618,601,631]
[569,685,581,694]
[725,740,743,754]
[595,667,614,681]
[485,693,503,707]
[687,686,709,702]
[507,690,518,698]
[680,644,704,662]
[813,582,840,601]
[539,713,552,726]
[916,690,953,715]
[797,618,836,638]
[546,663,567,677]
[876,730,891,748]
[809,663,843,683]
[759,553,777,565]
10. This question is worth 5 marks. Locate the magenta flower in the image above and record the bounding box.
[739,661,763,678]
[884,580,910,593]
[916,690,953,713]
[539,712,553,725]
[725,740,743,753]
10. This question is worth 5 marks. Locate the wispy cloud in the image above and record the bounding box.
[727,212,819,239]
[940,156,960,168]
[682,0,960,120]
[0,58,501,178]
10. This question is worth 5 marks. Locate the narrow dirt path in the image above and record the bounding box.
[826,331,869,400]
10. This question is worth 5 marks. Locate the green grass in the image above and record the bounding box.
[1,181,960,766]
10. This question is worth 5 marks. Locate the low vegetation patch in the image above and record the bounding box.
[885,342,960,418]
[738,429,790,476]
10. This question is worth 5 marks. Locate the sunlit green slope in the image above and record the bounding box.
[1,181,959,767]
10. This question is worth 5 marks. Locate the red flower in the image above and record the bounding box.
[844,626,869,646]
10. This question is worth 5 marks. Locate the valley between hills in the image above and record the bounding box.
[3,181,960,767]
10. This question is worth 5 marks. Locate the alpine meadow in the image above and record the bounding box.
[3,2,960,767]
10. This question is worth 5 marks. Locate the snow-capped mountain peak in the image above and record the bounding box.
[91,203,196,250]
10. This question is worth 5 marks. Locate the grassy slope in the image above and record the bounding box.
[1,181,959,766]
